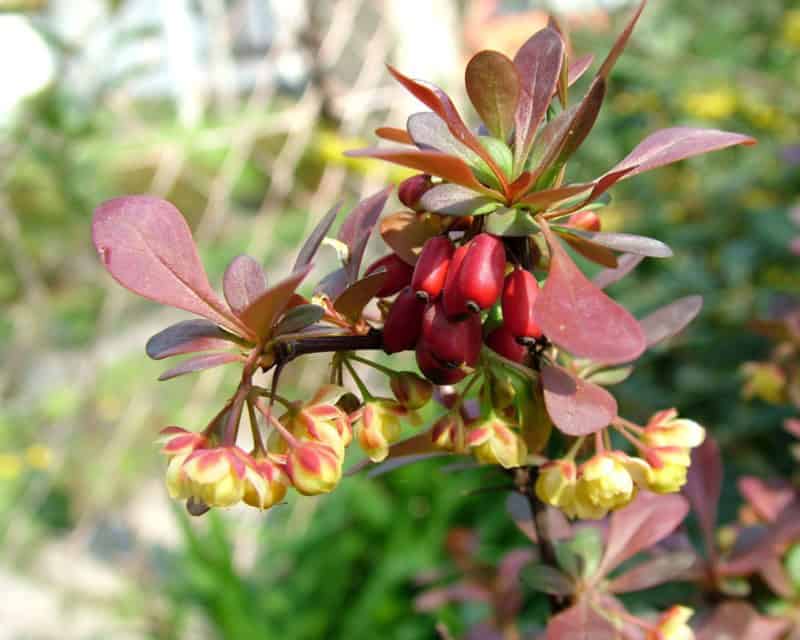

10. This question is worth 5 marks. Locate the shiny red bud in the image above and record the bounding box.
[455,233,506,313]
[398,174,434,211]
[568,210,601,232]
[486,325,528,363]
[501,268,543,339]
[411,236,453,301]
[442,243,470,317]
[365,253,414,298]
[382,287,427,353]
[420,301,482,367]
[416,343,468,385]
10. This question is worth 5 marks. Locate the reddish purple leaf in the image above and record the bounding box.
[465,50,520,141]
[294,203,340,271]
[386,65,508,194]
[640,295,703,347]
[406,112,481,163]
[146,319,237,360]
[697,602,790,640]
[541,364,618,436]
[419,183,497,216]
[223,255,267,315]
[512,27,565,172]
[684,437,723,564]
[558,231,619,268]
[272,304,324,337]
[545,600,621,640]
[599,492,689,576]
[337,188,391,248]
[518,182,594,209]
[567,54,594,86]
[607,551,696,594]
[506,493,573,543]
[374,126,413,145]
[239,265,312,340]
[92,196,243,333]
[596,0,647,81]
[738,476,796,522]
[534,219,646,364]
[158,352,243,381]
[345,147,498,196]
[379,210,441,265]
[334,270,388,323]
[592,254,643,289]
[608,127,757,179]
[556,229,672,259]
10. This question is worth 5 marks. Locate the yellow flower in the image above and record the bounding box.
[647,606,694,640]
[682,88,737,121]
[25,444,53,470]
[0,453,22,479]
[181,447,255,508]
[390,371,433,410]
[286,440,342,496]
[643,409,705,449]
[466,416,527,469]
[645,447,692,494]
[535,460,577,516]
[741,361,786,404]
[242,456,289,510]
[353,399,406,462]
[431,413,465,452]
[575,452,638,518]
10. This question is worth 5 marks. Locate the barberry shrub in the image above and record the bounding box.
[92,1,757,636]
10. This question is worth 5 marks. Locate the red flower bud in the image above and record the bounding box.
[398,174,434,211]
[416,342,468,385]
[421,300,482,367]
[411,236,454,301]
[485,325,528,363]
[568,210,601,232]
[446,233,506,315]
[442,243,470,317]
[382,287,427,353]
[365,253,414,298]
[501,267,543,339]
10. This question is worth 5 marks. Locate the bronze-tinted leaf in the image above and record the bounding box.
[558,230,619,268]
[567,53,594,86]
[596,0,647,81]
[512,28,565,174]
[380,211,442,265]
[541,364,617,436]
[223,255,267,315]
[640,295,703,347]
[518,182,593,209]
[607,551,697,594]
[294,203,340,271]
[697,602,790,640]
[419,183,497,216]
[534,218,646,364]
[465,50,520,141]
[158,352,243,381]
[334,270,388,323]
[92,196,243,333]
[146,319,238,360]
[608,126,757,180]
[239,265,312,340]
[272,304,324,337]
[337,188,391,248]
[545,600,619,640]
[599,492,690,576]
[345,147,498,196]
[556,228,672,258]
[386,65,508,194]
[374,126,413,144]
[684,438,723,564]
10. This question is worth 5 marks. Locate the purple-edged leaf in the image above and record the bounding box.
[387,65,508,193]
[293,203,340,271]
[738,476,796,522]
[337,188,391,248]
[608,127,757,180]
[465,50,520,141]
[419,183,497,217]
[592,254,643,289]
[534,219,646,364]
[545,600,620,640]
[543,167,639,217]
[223,255,267,315]
[697,602,790,640]
[92,196,242,332]
[596,0,647,81]
[272,304,324,337]
[684,437,723,563]
[512,27,565,174]
[146,319,238,360]
[598,492,689,576]
[518,182,593,208]
[607,551,696,593]
[406,112,481,163]
[558,231,619,268]
[345,147,498,196]
[380,211,441,265]
[568,54,594,86]
[158,352,243,381]
[556,229,672,258]
[541,364,617,436]
[334,270,388,323]
[239,265,312,340]
[506,493,573,543]
[315,267,350,301]
[640,295,703,347]
[374,126,413,145]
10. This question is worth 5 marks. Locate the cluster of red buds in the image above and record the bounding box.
[91,0,753,528]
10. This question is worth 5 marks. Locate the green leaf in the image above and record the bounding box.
[485,208,540,236]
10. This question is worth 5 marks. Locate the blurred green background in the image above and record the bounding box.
[0,0,798,638]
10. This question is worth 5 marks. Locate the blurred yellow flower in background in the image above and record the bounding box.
[782,9,800,48]
[25,444,53,470]
[0,453,22,479]
[682,88,737,121]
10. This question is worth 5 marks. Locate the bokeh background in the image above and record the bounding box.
[1,0,798,638]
